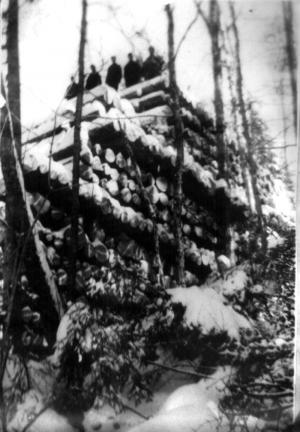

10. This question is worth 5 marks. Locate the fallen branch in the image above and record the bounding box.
[245,390,293,399]
[147,361,209,379]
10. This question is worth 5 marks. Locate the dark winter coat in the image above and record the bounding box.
[142,55,164,80]
[106,63,122,90]
[85,72,102,90]
[65,82,79,100]
[124,60,142,87]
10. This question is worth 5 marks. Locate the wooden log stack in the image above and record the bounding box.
[15,71,281,351]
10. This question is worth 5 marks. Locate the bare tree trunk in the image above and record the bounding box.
[69,0,87,293]
[195,0,231,258]
[165,4,185,286]
[222,26,255,212]
[6,0,21,160]
[0,0,63,396]
[282,1,297,138]
[229,2,267,255]
[278,78,292,187]
[209,0,226,179]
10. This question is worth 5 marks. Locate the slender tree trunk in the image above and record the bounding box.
[165,4,185,286]
[209,0,226,179]
[229,2,267,254]
[282,1,297,138]
[279,78,292,187]
[223,26,255,212]
[6,0,21,160]
[69,0,87,293]
[1,0,63,360]
[195,0,231,258]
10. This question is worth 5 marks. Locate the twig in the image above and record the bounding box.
[174,13,199,60]
[245,390,293,398]
[123,403,149,420]
[147,361,209,379]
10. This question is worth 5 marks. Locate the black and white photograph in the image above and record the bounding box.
[0,0,297,431]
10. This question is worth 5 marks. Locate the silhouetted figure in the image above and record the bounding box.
[65,76,79,100]
[106,56,122,90]
[124,53,142,87]
[142,46,164,80]
[86,65,102,90]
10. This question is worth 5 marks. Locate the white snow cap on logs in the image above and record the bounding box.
[119,98,136,118]
[82,100,106,118]
[58,99,76,118]
[123,120,145,142]
[217,255,231,271]
[215,178,228,190]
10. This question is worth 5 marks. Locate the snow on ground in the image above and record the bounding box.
[168,285,251,340]
[208,268,249,299]
[267,231,285,249]
[263,178,295,225]
[7,390,75,432]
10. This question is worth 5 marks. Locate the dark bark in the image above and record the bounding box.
[209,0,226,178]
[69,0,87,293]
[195,0,231,257]
[6,0,21,160]
[165,4,185,286]
[0,3,63,405]
[229,2,267,254]
[278,78,292,188]
[223,28,254,211]
[282,1,297,138]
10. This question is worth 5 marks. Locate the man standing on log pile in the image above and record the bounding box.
[106,56,122,90]
[142,46,164,80]
[65,75,79,99]
[124,53,142,87]
[85,64,102,90]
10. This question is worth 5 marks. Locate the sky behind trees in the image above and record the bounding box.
[12,0,299,183]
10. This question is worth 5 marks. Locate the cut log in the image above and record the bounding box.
[112,206,122,220]
[99,197,113,215]
[118,172,128,188]
[64,225,87,250]
[160,208,170,222]
[121,188,132,204]
[104,148,116,164]
[110,168,119,181]
[183,224,191,235]
[92,156,102,172]
[128,179,136,192]
[92,240,108,264]
[94,143,102,155]
[132,193,142,207]
[31,193,51,215]
[46,246,61,268]
[106,179,119,196]
[116,152,126,169]
[158,192,168,206]
[156,176,168,193]
[194,226,203,238]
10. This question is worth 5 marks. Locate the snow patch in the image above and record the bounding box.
[168,286,250,339]
[7,390,75,432]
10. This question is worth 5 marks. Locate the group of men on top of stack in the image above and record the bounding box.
[65,46,164,100]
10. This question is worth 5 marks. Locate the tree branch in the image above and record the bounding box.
[174,13,199,60]
[194,0,210,30]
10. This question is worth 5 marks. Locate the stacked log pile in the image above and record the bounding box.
[0,74,278,353]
